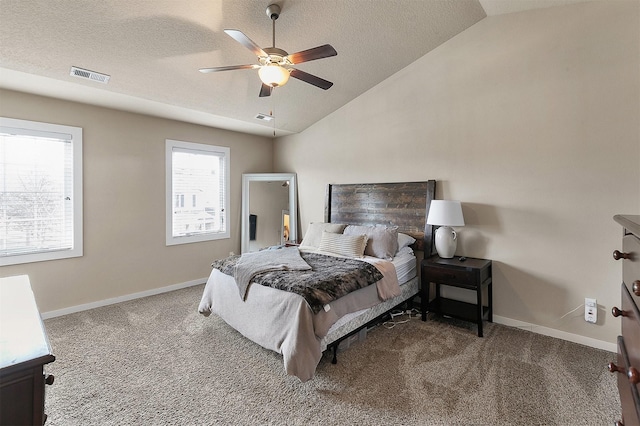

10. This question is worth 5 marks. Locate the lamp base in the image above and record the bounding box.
[434,226,457,258]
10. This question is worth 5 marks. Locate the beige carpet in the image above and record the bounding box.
[43,284,620,425]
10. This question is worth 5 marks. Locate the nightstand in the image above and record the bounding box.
[421,256,493,337]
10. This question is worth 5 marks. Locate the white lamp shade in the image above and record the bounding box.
[258,64,290,87]
[426,200,465,226]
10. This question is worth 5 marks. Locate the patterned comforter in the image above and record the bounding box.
[211,251,383,314]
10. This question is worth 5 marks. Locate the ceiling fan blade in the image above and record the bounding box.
[199,64,259,73]
[224,29,268,57]
[259,83,273,97]
[289,68,333,90]
[286,44,337,64]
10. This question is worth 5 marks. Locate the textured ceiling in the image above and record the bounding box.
[0,0,591,137]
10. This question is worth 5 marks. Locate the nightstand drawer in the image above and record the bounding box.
[426,266,474,287]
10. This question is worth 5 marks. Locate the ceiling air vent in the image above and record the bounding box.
[70,66,110,84]
[255,113,274,122]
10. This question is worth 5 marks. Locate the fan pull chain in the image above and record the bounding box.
[271,107,276,137]
[270,90,277,137]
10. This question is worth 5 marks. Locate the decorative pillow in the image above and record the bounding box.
[397,232,416,251]
[300,222,347,249]
[343,224,399,260]
[318,231,368,258]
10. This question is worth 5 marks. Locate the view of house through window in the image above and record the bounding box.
[166,140,230,245]
[0,117,83,266]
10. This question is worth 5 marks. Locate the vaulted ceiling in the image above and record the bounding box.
[0,0,590,137]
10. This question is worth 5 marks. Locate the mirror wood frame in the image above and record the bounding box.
[241,173,298,254]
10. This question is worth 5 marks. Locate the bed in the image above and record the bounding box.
[198,180,436,381]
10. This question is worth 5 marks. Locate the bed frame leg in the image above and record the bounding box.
[332,344,338,364]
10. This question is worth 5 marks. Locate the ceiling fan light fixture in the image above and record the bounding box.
[199,3,336,97]
[258,64,290,87]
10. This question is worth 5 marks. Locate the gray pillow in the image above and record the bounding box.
[343,225,399,260]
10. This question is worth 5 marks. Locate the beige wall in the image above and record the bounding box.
[0,89,273,313]
[274,1,640,344]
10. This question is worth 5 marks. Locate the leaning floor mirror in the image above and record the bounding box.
[241,173,298,254]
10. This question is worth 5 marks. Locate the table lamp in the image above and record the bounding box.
[426,200,465,258]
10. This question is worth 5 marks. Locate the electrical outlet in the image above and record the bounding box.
[585,298,597,324]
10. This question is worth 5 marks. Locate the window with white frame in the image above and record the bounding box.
[0,117,83,266]
[166,139,229,245]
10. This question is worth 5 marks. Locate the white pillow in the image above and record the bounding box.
[396,246,414,257]
[318,231,368,258]
[397,232,416,251]
[300,222,347,249]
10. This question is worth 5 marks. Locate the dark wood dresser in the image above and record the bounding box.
[611,215,640,426]
[0,275,55,426]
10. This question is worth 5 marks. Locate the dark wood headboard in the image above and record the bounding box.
[324,180,436,254]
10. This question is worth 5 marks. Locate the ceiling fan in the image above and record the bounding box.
[199,3,337,97]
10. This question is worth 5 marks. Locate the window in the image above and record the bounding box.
[166,139,229,245]
[0,117,83,266]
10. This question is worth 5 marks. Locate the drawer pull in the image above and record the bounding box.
[612,307,627,317]
[633,280,640,297]
[613,250,632,260]
[45,374,54,385]
[628,367,640,384]
[609,362,626,374]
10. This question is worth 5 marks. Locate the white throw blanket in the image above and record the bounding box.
[234,247,311,300]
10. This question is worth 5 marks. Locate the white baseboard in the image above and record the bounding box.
[41,278,207,320]
[493,315,617,353]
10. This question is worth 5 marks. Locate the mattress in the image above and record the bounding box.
[321,276,420,351]
[311,248,417,337]
[393,247,418,285]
